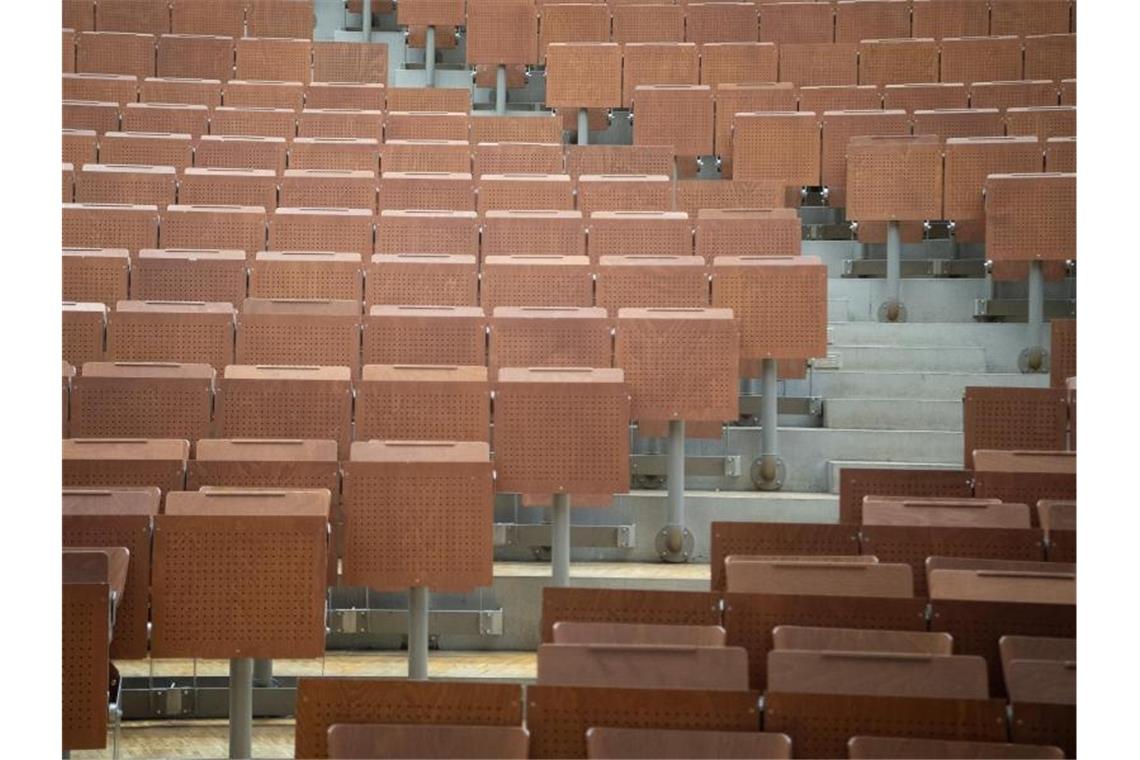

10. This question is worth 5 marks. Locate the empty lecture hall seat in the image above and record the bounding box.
[130,248,247,303]
[247,0,315,39]
[858,38,940,86]
[541,587,722,644]
[835,0,912,43]
[62,73,138,105]
[984,171,1075,276]
[354,366,490,442]
[195,135,288,172]
[63,302,108,368]
[297,108,385,140]
[280,169,377,211]
[224,79,306,111]
[99,131,194,170]
[700,42,779,88]
[838,466,974,525]
[990,0,1072,36]
[939,36,1024,84]
[179,168,278,210]
[674,178,785,217]
[724,557,915,597]
[686,3,760,45]
[767,648,989,699]
[312,40,389,84]
[170,0,246,37]
[74,164,175,207]
[972,452,1076,520]
[911,108,1003,140]
[363,305,486,367]
[382,139,471,173]
[695,209,801,258]
[911,0,990,39]
[1001,636,1076,756]
[772,625,954,655]
[489,306,612,378]
[365,253,478,307]
[378,171,476,211]
[465,0,540,70]
[385,111,470,141]
[160,204,267,253]
[236,298,363,377]
[713,82,797,167]
[269,207,374,255]
[481,255,594,310]
[1045,136,1076,173]
[291,137,381,171]
[468,114,563,144]
[538,3,611,58]
[62,248,130,306]
[882,83,969,112]
[211,106,299,140]
[846,135,943,222]
[622,42,700,108]
[758,1,834,44]
[595,256,709,315]
[306,81,386,111]
[386,87,470,113]
[942,136,1042,240]
[63,203,159,252]
[848,736,1064,759]
[797,84,882,113]
[587,727,791,760]
[709,521,863,590]
[63,0,95,32]
[778,43,859,86]
[565,144,675,180]
[235,37,312,83]
[76,31,156,78]
[1005,106,1076,140]
[481,210,585,259]
[155,34,236,82]
[612,4,685,45]
[251,251,363,302]
[63,100,120,134]
[215,365,354,457]
[577,174,673,215]
[477,173,575,213]
[107,300,236,371]
[375,209,479,256]
[537,640,750,691]
[473,142,563,177]
[546,43,623,120]
[733,112,821,196]
[122,102,209,138]
[632,85,715,163]
[588,211,693,260]
[62,438,189,496]
[63,128,98,167]
[328,724,528,760]
[970,80,1061,111]
[94,0,171,34]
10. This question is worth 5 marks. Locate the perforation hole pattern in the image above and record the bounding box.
[251,261,364,302]
[101,136,193,170]
[269,214,374,255]
[622,44,700,108]
[365,262,478,307]
[711,263,827,360]
[195,140,288,173]
[216,380,354,456]
[63,207,158,252]
[540,588,722,643]
[733,114,820,187]
[63,311,106,367]
[490,319,612,376]
[482,217,585,258]
[962,387,1069,468]
[313,41,389,84]
[211,108,297,139]
[160,210,267,252]
[355,382,489,442]
[235,317,362,376]
[62,256,129,306]
[481,264,593,310]
[71,378,213,443]
[709,523,859,591]
[595,266,709,315]
[839,468,973,525]
[130,259,248,304]
[156,34,235,81]
[62,460,186,494]
[179,175,279,210]
[376,215,479,256]
[363,315,486,366]
[577,180,672,216]
[290,142,379,172]
[62,582,108,751]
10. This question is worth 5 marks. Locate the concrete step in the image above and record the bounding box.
[826,460,963,494]
[828,321,1045,373]
[810,369,1049,400]
[825,344,987,372]
[823,398,963,431]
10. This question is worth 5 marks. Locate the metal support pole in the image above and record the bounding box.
[1021,259,1048,372]
[655,419,693,562]
[495,65,507,113]
[425,26,436,87]
[407,586,429,680]
[361,0,372,43]
[551,493,571,587]
[228,657,253,760]
[879,219,905,322]
[577,107,589,145]
[252,659,272,688]
[752,358,785,491]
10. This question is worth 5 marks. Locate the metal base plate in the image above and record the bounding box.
[1017,346,1051,374]
[655,525,695,563]
[750,457,786,491]
[878,299,908,323]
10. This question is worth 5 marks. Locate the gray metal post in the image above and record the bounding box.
[751,357,785,491]
[655,418,693,562]
[552,493,571,587]
[880,219,904,322]
[252,659,272,687]
[1021,259,1048,372]
[495,64,507,114]
[228,657,253,759]
[361,0,371,43]
[425,25,436,87]
[408,586,429,680]
[577,107,589,146]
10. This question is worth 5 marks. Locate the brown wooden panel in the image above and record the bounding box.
[466,0,539,65]
[695,209,801,258]
[848,735,1064,759]
[355,365,489,442]
[547,42,622,108]
[541,587,721,643]
[767,649,989,699]
[62,438,188,496]
[328,724,528,760]
[236,299,362,378]
[586,727,790,760]
[847,135,942,222]
[858,38,939,86]
[963,387,1069,469]
[710,522,859,591]
[366,253,477,307]
[481,255,593,310]
[595,256,708,315]
[195,135,288,173]
[236,37,312,83]
[940,36,1023,84]
[363,305,486,367]
[912,0,990,39]
[835,0,912,42]
[62,575,109,751]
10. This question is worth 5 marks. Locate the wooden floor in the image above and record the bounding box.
[74,652,536,759]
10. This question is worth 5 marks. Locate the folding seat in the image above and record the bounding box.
[588,211,692,260]
[482,210,586,258]
[970,80,1060,111]
[62,248,130,306]
[75,164,177,207]
[62,163,75,203]
[538,3,611,59]
[481,255,594,310]
[63,0,95,32]
[847,135,943,225]
[247,0,315,39]
[537,639,749,689]
[354,366,490,442]
[588,729,791,760]
[848,737,1065,759]
[195,135,288,172]
[477,173,575,212]
[674,178,786,216]
[473,142,564,176]
[758,1,835,44]
[859,39,939,86]
[686,3,760,45]
[733,111,821,191]
[160,204,268,254]
[835,0,912,43]
[375,209,479,256]
[251,252,362,303]
[1024,34,1076,81]
[62,100,120,133]
[384,111,470,141]
[107,300,236,369]
[365,254,479,307]
[695,208,801,258]
[468,114,563,144]
[725,557,915,597]
[714,82,797,162]
[819,109,909,206]
[797,84,881,112]
[1005,106,1076,140]
[296,108,383,140]
[838,465,973,524]
[540,587,723,642]
[210,106,298,139]
[77,31,156,78]
[565,144,675,179]
[63,203,159,252]
[139,77,223,108]
[778,43,858,86]
[363,305,486,366]
[289,137,380,171]
[312,40,388,84]
[93,0,170,33]
[62,438,189,496]
[962,387,1070,469]
[63,302,108,368]
[269,207,374,255]
[63,28,76,73]
[378,171,475,211]
[709,522,866,590]
[179,168,280,209]
[546,42,623,116]
[122,102,209,138]
[223,80,306,111]
[304,82,386,111]
[1044,136,1075,173]
[990,0,1072,36]
[62,73,138,105]
[489,306,612,377]
[622,42,700,107]
[882,82,968,112]
[131,248,248,303]
[577,174,673,215]
[237,298,363,377]
[70,362,215,445]
[464,0,540,67]
[610,5,683,46]
[156,34,235,82]
[914,108,1005,140]
[235,38,312,84]
[215,365,354,457]
[939,37,1023,85]
[595,256,708,315]
[911,0,988,38]
[170,0,246,37]
[631,84,715,162]
[279,169,377,211]
[699,42,779,88]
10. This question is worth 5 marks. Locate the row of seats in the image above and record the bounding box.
[62,0,315,39]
